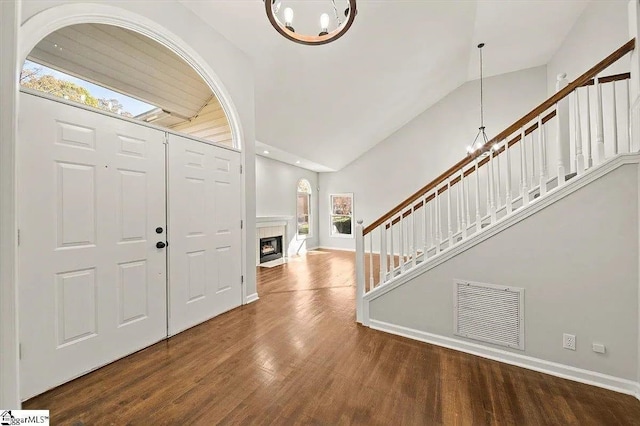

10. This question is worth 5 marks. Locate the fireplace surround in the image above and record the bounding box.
[256,216,291,266]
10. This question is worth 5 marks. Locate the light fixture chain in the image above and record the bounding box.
[479,44,484,130]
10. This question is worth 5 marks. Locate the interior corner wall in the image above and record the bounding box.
[547,0,631,96]
[256,156,320,254]
[17,2,258,302]
[369,164,640,382]
[318,66,547,250]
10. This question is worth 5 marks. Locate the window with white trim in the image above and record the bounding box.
[330,193,354,238]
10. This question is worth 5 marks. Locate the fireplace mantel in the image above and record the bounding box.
[256,216,293,228]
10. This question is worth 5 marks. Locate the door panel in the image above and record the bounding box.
[18,93,168,399]
[168,133,242,335]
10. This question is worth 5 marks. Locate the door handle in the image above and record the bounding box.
[156,241,166,249]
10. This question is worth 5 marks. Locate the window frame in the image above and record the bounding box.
[296,179,313,239]
[329,192,354,239]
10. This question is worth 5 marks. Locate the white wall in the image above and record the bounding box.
[0,0,256,406]
[256,155,320,254]
[369,164,639,381]
[547,0,631,96]
[319,66,548,250]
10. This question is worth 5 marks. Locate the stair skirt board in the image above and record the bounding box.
[368,319,640,401]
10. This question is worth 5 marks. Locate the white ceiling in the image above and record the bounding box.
[184,0,590,172]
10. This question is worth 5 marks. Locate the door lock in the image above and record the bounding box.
[156,227,164,234]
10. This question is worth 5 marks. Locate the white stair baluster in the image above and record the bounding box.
[379,225,387,285]
[456,175,461,237]
[412,206,417,268]
[495,146,501,208]
[389,221,394,273]
[399,214,405,272]
[575,90,585,175]
[474,159,481,231]
[556,73,569,185]
[464,171,471,227]
[435,189,441,253]
[423,197,428,256]
[530,129,536,189]
[585,84,593,167]
[447,178,453,245]
[489,149,496,222]
[538,116,548,196]
[612,81,619,155]
[429,200,435,251]
[505,139,513,213]
[460,170,468,238]
[520,128,529,206]
[627,79,632,153]
[485,160,490,218]
[596,77,606,164]
[369,233,374,291]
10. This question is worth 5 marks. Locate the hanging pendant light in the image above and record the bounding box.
[467,43,498,156]
[264,0,358,46]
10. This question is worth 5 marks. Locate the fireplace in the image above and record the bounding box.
[260,236,283,263]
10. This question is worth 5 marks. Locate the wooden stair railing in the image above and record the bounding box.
[363,39,635,236]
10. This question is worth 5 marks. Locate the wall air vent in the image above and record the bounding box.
[453,280,524,350]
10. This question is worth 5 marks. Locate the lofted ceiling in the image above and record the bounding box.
[182,0,592,171]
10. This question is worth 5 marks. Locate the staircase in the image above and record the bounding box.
[355,39,637,324]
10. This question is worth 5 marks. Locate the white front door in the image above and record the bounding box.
[167,133,242,335]
[18,93,168,399]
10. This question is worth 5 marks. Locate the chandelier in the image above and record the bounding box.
[467,43,498,155]
[264,0,358,46]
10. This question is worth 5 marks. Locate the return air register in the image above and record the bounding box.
[453,280,525,350]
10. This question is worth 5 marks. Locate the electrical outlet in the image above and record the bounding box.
[563,333,576,351]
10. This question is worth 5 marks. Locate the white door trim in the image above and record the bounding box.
[0,0,21,409]
[2,3,249,407]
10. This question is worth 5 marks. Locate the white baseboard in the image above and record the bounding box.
[369,319,640,400]
[317,246,355,252]
[245,293,259,304]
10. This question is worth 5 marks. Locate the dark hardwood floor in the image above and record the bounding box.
[25,249,640,425]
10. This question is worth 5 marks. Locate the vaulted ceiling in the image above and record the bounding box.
[183,0,591,171]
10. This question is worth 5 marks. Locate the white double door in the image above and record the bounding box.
[18,93,242,400]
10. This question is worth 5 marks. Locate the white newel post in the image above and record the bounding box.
[556,73,570,184]
[629,0,640,152]
[355,220,365,324]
